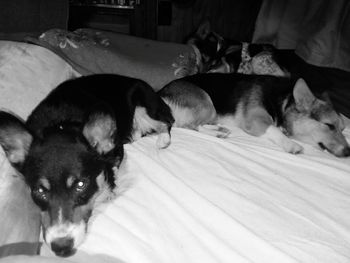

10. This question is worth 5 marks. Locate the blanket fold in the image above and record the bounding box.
[27,29,198,91]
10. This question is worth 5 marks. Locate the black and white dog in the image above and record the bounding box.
[187,21,289,76]
[0,74,174,257]
[159,73,350,157]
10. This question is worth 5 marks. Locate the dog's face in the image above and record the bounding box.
[0,112,122,257]
[188,21,289,76]
[187,21,232,73]
[24,130,114,257]
[285,79,350,157]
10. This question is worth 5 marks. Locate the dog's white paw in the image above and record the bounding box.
[198,124,231,138]
[282,139,303,154]
[156,132,171,149]
[262,126,303,154]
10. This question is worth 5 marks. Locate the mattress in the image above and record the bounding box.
[0,40,350,263]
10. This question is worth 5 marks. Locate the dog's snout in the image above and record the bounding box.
[318,141,350,158]
[333,146,350,158]
[342,147,350,157]
[51,237,75,257]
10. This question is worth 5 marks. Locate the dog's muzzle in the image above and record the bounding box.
[341,147,350,157]
[51,237,76,257]
[43,220,87,257]
[318,142,350,157]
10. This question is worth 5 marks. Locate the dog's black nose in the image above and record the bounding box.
[51,237,75,257]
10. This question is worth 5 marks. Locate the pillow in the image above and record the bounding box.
[0,40,79,119]
[0,148,41,257]
[29,29,198,91]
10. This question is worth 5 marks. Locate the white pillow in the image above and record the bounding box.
[0,41,79,119]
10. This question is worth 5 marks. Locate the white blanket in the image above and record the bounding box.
[32,126,350,263]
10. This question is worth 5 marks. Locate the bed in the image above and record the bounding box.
[0,32,350,263]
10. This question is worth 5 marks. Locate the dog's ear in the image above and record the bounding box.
[0,111,33,169]
[196,20,211,39]
[83,112,117,155]
[293,78,316,112]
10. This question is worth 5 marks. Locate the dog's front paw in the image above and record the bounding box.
[198,125,231,138]
[156,132,171,149]
[282,140,303,154]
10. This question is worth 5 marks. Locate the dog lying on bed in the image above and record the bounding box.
[159,73,350,157]
[187,21,289,76]
[0,74,174,257]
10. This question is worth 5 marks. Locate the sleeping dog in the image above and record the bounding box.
[159,73,350,157]
[187,21,288,76]
[0,74,174,257]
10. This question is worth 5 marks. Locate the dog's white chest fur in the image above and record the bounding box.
[132,106,171,148]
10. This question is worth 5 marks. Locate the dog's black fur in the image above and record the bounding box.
[0,74,174,257]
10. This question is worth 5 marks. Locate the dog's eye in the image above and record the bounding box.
[33,187,48,200]
[75,179,88,192]
[325,123,335,131]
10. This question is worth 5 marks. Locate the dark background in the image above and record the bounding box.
[0,0,349,118]
[0,0,262,43]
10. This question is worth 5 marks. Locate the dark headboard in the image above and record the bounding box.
[0,0,68,38]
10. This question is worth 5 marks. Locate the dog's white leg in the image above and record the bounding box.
[242,106,303,154]
[156,132,171,149]
[198,124,231,138]
[133,107,172,149]
[262,125,303,154]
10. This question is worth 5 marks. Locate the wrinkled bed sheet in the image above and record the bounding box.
[4,125,349,263]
